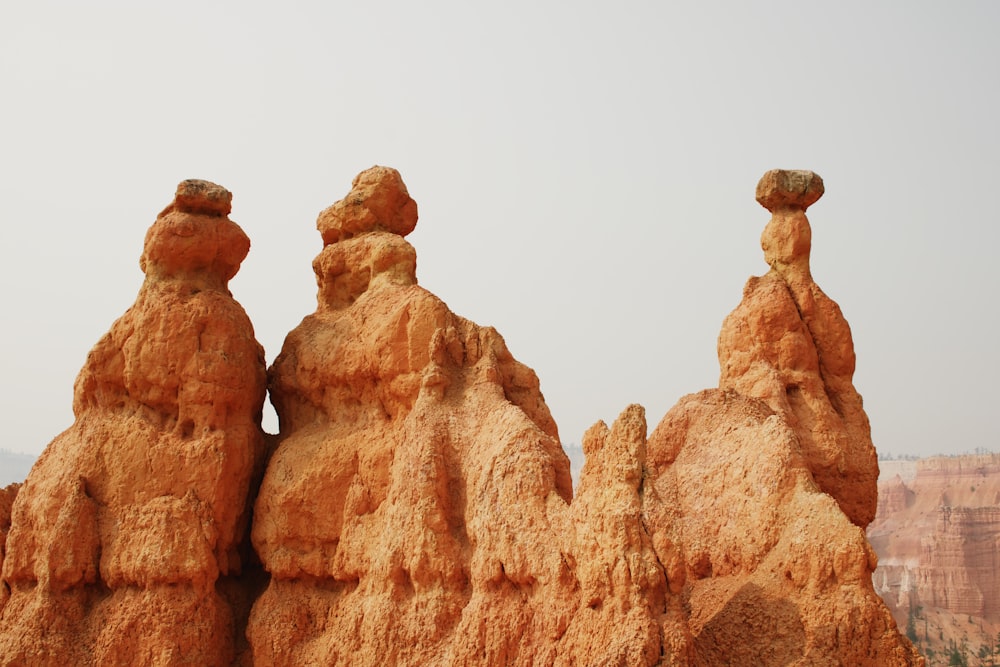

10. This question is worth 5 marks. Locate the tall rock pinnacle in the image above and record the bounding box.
[248,166,580,664]
[636,170,916,664]
[718,169,878,528]
[0,181,267,665]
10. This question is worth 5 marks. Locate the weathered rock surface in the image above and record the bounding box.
[0,484,18,613]
[0,181,267,666]
[645,390,913,664]
[247,166,917,665]
[718,169,879,529]
[247,166,639,665]
[0,167,918,665]
[633,171,915,664]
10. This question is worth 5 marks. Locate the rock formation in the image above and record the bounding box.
[0,167,920,665]
[0,484,18,613]
[636,170,915,665]
[717,169,879,529]
[246,166,918,665]
[0,181,267,665]
[247,166,609,664]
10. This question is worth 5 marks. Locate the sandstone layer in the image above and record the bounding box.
[0,167,919,666]
[0,181,267,666]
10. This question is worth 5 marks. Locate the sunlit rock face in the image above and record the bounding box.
[0,180,267,666]
[247,166,668,665]
[717,169,879,530]
[0,168,919,666]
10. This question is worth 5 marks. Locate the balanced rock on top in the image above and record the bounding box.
[0,180,267,666]
[248,166,586,665]
[717,169,878,528]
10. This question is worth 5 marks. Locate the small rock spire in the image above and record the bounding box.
[756,169,823,277]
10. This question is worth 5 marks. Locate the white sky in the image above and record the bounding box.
[1,2,998,459]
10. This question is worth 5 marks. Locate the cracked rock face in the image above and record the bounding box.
[0,181,267,666]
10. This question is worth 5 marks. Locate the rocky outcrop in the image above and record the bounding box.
[246,167,917,665]
[0,167,918,665]
[0,181,267,666]
[0,484,18,613]
[644,389,913,664]
[636,170,914,664]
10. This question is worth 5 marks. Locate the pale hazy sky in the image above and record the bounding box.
[1,2,998,460]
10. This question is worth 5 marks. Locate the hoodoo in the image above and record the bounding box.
[717,169,879,529]
[0,181,267,665]
[0,168,920,665]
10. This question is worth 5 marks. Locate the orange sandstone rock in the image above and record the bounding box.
[629,169,917,664]
[0,484,17,613]
[718,169,879,529]
[644,390,916,664]
[0,181,267,666]
[247,167,699,666]
[248,166,582,665]
[0,167,918,666]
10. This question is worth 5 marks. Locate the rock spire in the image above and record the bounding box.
[0,181,267,665]
[718,169,879,528]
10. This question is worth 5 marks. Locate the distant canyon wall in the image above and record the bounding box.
[870,454,1000,619]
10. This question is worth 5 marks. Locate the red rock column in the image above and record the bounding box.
[0,181,267,666]
[718,169,879,528]
[248,166,581,666]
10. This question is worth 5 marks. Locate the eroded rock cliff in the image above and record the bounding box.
[870,455,1000,660]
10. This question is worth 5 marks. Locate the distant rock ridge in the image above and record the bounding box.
[0,168,920,665]
[869,453,1000,656]
[868,454,1000,664]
